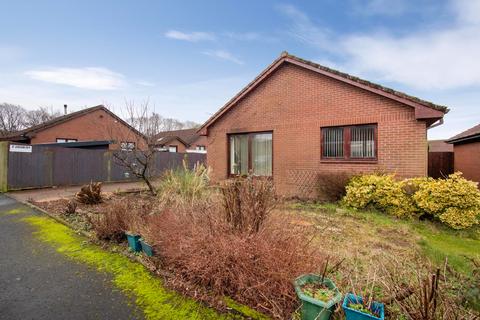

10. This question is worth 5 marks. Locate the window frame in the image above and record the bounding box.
[168,145,178,153]
[120,141,136,151]
[321,124,378,162]
[56,138,78,143]
[227,131,273,178]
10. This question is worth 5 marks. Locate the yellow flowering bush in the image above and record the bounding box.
[343,172,480,229]
[413,172,480,229]
[343,173,416,217]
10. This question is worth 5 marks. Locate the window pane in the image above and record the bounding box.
[252,133,272,176]
[351,126,375,158]
[230,135,248,175]
[323,127,344,158]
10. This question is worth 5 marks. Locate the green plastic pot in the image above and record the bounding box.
[139,238,154,256]
[125,232,142,252]
[293,274,343,320]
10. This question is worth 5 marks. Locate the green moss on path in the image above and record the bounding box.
[22,215,259,320]
[3,207,29,215]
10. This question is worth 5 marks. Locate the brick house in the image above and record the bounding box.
[0,105,146,150]
[198,52,448,197]
[154,128,207,153]
[447,123,480,183]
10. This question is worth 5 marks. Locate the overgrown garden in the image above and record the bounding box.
[32,163,480,319]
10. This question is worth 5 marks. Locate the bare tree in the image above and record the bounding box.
[0,103,26,136]
[24,107,62,127]
[105,101,161,195]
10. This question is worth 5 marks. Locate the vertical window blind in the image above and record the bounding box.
[252,133,272,176]
[229,132,272,176]
[323,127,344,158]
[351,126,375,158]
[322,124,376,160]
[230,134,249,175]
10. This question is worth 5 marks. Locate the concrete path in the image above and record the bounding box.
[7,181,147,202]
[0,195,142,320]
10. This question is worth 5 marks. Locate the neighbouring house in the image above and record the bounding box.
[447,123,480,183]
[153,128,207,153]
[198,52,448,197]
[0,105,147,150]
[427,140,454,178]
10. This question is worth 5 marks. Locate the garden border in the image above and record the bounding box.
[7,194,269,319]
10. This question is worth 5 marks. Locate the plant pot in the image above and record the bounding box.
[139,238,154,256]
[125,232,142,252]
[293,274,343,320]
[342,293,384,320]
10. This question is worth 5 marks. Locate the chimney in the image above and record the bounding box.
[64,104,68,115]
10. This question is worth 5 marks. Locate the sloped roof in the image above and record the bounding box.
[199,52,449,134]
[447,123,480,144]
[154,128,200,146]
[428,140,453,152]
[0,105,144,141]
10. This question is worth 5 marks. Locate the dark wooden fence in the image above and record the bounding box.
[6,145,205,190]
[428,152,454,179]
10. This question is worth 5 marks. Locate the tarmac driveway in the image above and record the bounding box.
[0,195,141,320]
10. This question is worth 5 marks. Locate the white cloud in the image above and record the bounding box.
[165,30,215,42]
[276,4,334,52]
[351,0,408,16]
[279,1,480,90]
[136,80,156,87]
[452,0,480,25]
[202,50,244,65]
[25,67,125,90]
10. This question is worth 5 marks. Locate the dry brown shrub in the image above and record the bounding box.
[316,172,354,202]
[145,201,328,318]
[76,182,103,204]
[380,258,479,320]
[220,176,277,233]
[86,199,148,242]
[63,200,77,216]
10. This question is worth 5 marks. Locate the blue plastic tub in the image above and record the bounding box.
[342,293,384,320]
[139,238,154,256]
[126,233,142,252]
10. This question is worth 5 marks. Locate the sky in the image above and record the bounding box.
[1,0,479,139]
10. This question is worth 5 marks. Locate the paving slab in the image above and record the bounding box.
[7,181,147,202]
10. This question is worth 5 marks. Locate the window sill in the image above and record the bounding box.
[320,159,378,164]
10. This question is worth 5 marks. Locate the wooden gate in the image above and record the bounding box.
[428,152,454,178]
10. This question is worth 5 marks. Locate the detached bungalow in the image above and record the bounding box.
[0,105,146,150]
[154,128,207,153]
[198,52,449,197]
[447,123,480,183]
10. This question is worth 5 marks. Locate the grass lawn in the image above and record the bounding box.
[285,202,480,275]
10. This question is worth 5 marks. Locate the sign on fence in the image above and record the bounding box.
[9,144,32,153]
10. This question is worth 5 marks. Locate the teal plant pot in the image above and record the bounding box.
[342,293,384,320]
[139,238,154,256]
[293,274,343,320]
[126,232,142,252]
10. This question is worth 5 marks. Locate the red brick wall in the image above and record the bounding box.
[206,63,429,197]
[189,135,207,150]
[164,139,187,152]
[454,142,480,183]
[30,109,146,150]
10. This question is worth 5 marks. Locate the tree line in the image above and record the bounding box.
[0,102,200,137]
[0,103,62,136]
